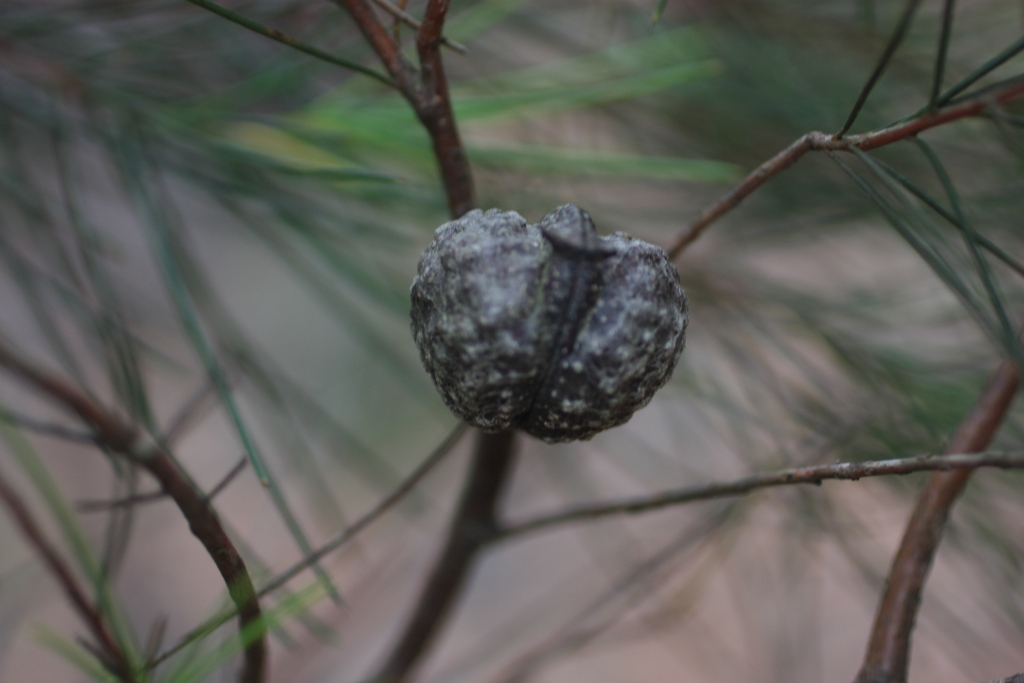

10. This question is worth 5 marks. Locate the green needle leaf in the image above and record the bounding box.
[914,138,1021,362]
[832,150,994,339]
[866,156,1024,280]
[930,0,956,107]
[838,0,924,136]
[935,35,1024,107]
[113,129,272,486]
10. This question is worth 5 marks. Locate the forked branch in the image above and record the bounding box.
[336,0,475,216]
[668,74,1024,259]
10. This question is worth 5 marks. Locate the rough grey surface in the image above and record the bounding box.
[410,204,688,443]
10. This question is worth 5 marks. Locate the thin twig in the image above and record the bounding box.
[259,422,466,598]
[929,0,956,107]
[667,134,814,259]
[149,422,467,670]
[0,340,267,683]
[77,490,167,513]
[335,0,420,93]
[375,429,518,683]
[206,455,248,501]
[414,0,476,217]
[77,456,245,513]
[0,407,97,443]
[337,0,476,216]
[162,377,218,445]
[497,451,1024,542]
[143,453,266,683]
[934,35,1024,108]
[837,0,923,137]
[667,74,1024,260]
[854,359,1020,683]
[339,4,493,680]
[365,0,467,54]
[0,468,137,681]
[183,0,394,86]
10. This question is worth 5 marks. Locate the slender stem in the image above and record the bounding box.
[206,455,249,501]
[337,0,476,216]
[258,423,466,599]
[150,422,467,670]
[0,468,137,681]
[668,74,1024,260]
[929,0,956,107]
[0,408,97,443]
[414,0,476,217]
[366,0,467,53]
[0,341,267,683]
[335,0,420,93]
[934,35,1024,108]
[77,490,167,513]
[667,134,814,259]
[375,429,518,683]
[144,453,266,683]
[183,0,394,86]
[496,450,1024,542]
[854,358,1020,683]
[78,456,243,514]
[163,377,218,446]
[837,0,923,137]
[338,4,495,679]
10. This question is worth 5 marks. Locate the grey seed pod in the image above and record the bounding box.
[410,204,688,443]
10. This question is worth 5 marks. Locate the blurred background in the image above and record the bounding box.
[1,0,1024,681]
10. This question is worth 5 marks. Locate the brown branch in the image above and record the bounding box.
[0,341,267,683]
[365,0,467,54]
[667,74,1024,260]
[143,454,265,683]
[496,450,1024,542]
[150,422,468,670]
[340,5,495,680]
[78,454,247,513]
[854,359,1020,683]
[334,0,419,94]
[413,0,475,217]
[667,134,813,259]
[375,429,518,683]
[0,467,137,681]
[338,0,476,217]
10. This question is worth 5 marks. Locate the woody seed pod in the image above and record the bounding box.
[410,204,688,443]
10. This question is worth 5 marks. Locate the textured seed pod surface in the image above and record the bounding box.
[410,204,688,443]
